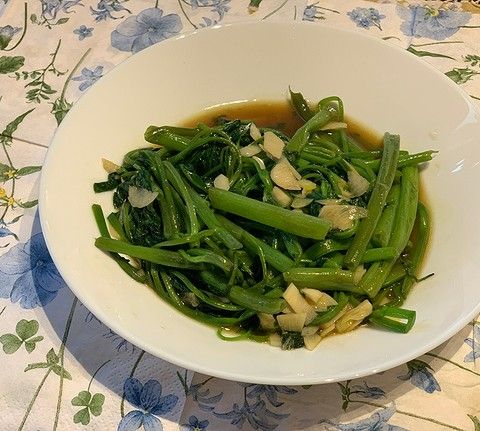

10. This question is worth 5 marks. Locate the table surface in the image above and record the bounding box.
[1,1,479,430]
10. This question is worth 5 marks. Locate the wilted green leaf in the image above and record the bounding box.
[0,56,25,74]
[0,333,22,354]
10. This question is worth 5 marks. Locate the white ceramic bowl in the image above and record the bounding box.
[39,22,480,384]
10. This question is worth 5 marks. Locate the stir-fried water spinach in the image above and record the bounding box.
[93,90,434,351]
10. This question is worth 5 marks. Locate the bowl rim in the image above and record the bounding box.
[39,20,480,384]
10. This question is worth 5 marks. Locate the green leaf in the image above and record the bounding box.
[55,17,69,25]
[0,56,25,74]
[0,333,22,354]
[24,362,49,372]
[446,67,480,85]
[0,33,12,50]
[24,336,43,353]
[51,98,72,125]
[72,390,91,406]
[73,407,90,425]
[0,109,35,145]
[407,46,455,61]
[0,162,11,179]
[17,199,38,208]
[89,393,105,416]
[16,166,42,177]
[51,364,72,380]
[464,54,480,67]
[9,214,23,224]
[24,341,35,353]
[469,415,480,431]
[16,319,39,340]
[46,348,59,365]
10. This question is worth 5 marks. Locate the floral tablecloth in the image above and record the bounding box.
[0,0,479,430]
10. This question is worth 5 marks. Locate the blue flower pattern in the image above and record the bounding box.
[303,4,325,22]
[118,378,178,431]
[398,360,441,393]
[0,232,65,308]
[464,323,480,362]
[351,382,386,399]
[90,0,131,21]
[397,5,470,40]
[40,0,84,20]
[73,24,93,40]
[72,66,104,91]
[111,8,182,54]
[326,404,407,431]
[245,384,298,407]
[181,415,209,431]
[347,7,385,30]
[214,399,288,431]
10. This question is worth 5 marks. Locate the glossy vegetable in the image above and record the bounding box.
[93,90,433,350]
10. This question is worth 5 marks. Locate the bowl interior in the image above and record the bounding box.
[40,22,480,384]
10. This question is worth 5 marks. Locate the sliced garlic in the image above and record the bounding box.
[249,122,262,141]
[347,168,370,197]
[291,197,313,209]
[268,333,282,347]
[335,300,372,333]
[319,204,367,230]
[299,179,317,197]
[302,288,324,305]
[102,158,120,173]
[271,158,301,190]
[304,333,322,350]
[128,186,158,208]
[258,313,276,330]
[240,143,262,157]
[320,324,336,338]
[262,131,285,160]
[213,174,230,191]
[302,325,320,337]
[283,283,312,313]
[272,186,292,207]
[277,313,306,332]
